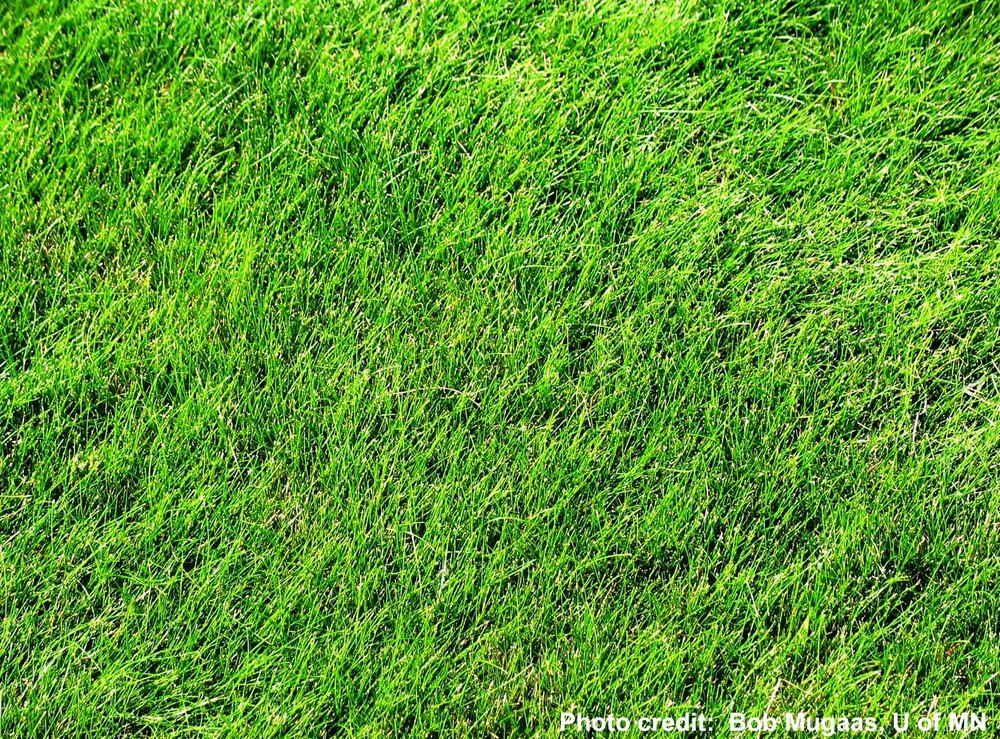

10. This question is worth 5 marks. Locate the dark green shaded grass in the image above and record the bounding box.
[2,0,1000,735]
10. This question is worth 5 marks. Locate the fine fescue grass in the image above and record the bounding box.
[3,0,1000,735]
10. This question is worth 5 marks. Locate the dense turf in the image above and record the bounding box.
[3,0,1000,735]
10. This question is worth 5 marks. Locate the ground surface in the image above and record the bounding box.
[2,0,1000,736]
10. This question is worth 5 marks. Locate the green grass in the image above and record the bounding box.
[2,0,1000,735]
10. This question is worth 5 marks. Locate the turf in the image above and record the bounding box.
[2,0,1000,735]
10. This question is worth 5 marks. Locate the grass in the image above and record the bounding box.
[2,0,1000,735]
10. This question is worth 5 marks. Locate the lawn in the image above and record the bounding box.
[2,0,1000,735]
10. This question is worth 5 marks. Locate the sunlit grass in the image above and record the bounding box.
[2,0,1000,735]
